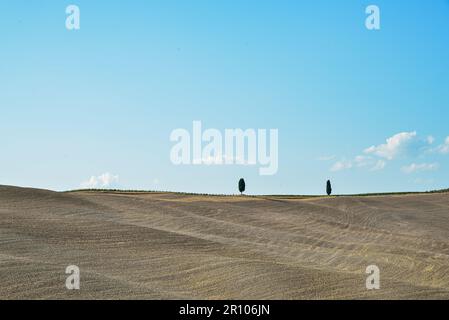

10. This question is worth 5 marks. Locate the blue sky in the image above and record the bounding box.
[1,0,449,195]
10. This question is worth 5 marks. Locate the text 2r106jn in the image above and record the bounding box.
[223,304,269,317]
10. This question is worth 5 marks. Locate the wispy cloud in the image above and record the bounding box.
[80,173,120,189]
[317,155,336,161]
[412,178,435,185]
[436,137,449,154]
[371,160,386,171]
[354,155,373,168]
[331,156,386,172]
[401,163,439,174]
[195,155,254,165]
[330,160,353,172]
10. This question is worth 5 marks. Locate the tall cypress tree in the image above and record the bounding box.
[238,178,246,195]
[326,180,332,196]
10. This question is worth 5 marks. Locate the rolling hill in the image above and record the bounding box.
[1,185,449,299]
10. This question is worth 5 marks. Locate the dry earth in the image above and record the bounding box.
[1,185,449,299]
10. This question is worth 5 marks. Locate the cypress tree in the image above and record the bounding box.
[326,180,332,196]
[238,178,246,195]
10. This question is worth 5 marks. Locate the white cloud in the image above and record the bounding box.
[370,160,386,171]
[194,155,253,165]
[329,131,446,174]
[318,155,336,161]
[364,131,417,160]
[401,163,439,174]
[354,155,373,167]
[80,172,119,189]
[330,156,387,172]
[413,178,435,185]
[330,160,353,172]
[436,137,449,154]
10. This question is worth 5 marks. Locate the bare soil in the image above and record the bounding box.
[1,185,449,299]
